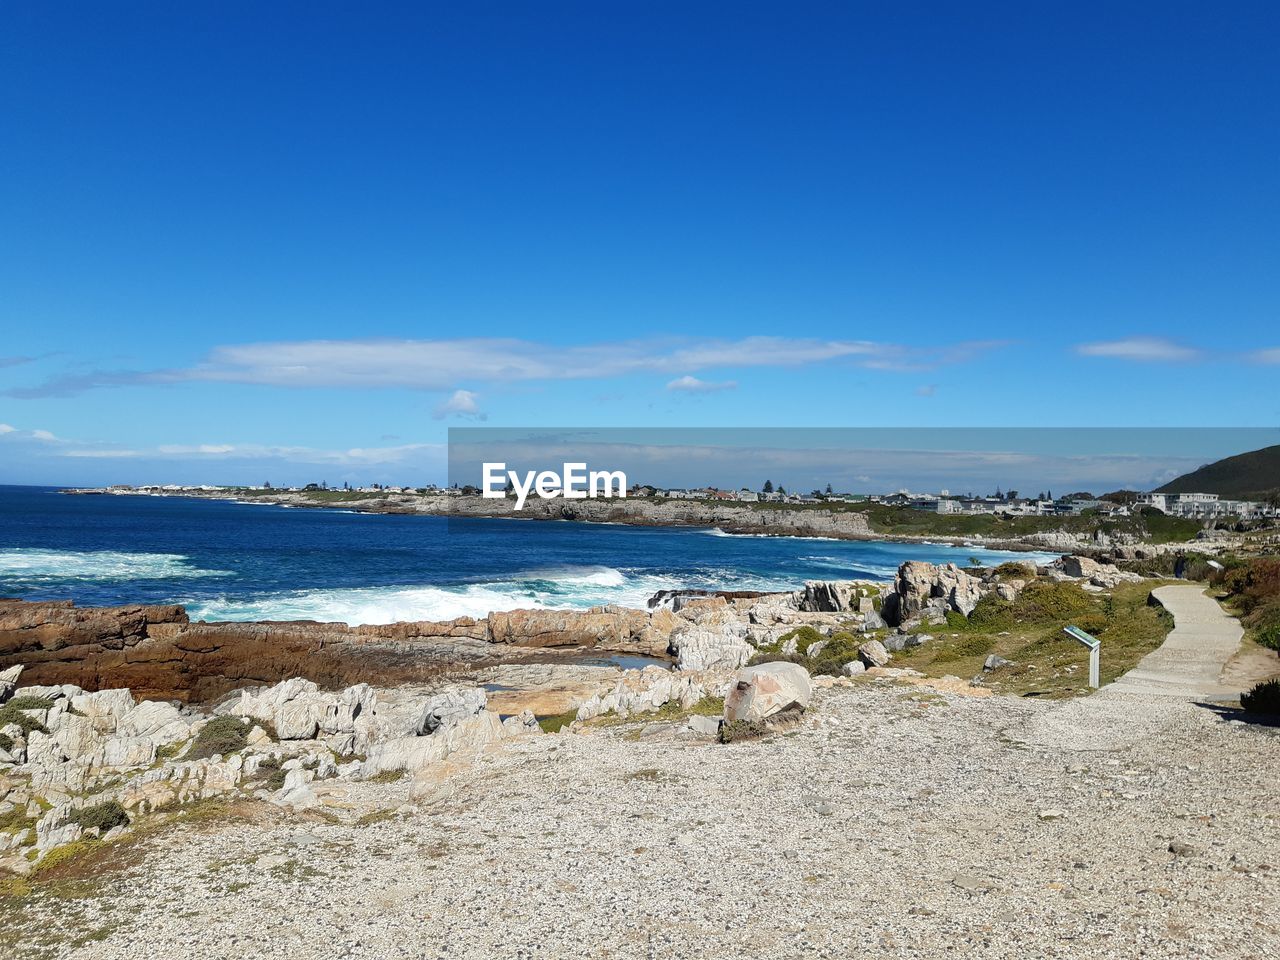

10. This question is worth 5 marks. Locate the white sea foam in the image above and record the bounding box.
[0,548,231,582]
[184,565,684,625]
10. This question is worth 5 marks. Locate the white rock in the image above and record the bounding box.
[858,640,891,668]
[723,663,812,723]
[671,627,753,672]
[117,700,191,745]
[70,688,136,733]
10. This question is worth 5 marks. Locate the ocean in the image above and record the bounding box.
[0,485,1058,624]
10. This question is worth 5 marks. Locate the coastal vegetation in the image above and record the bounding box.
[890,580,1176,699]
[1240,678,1280,715]
[186,716,251,761]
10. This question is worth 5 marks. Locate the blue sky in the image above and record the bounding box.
[1,2,1277,486]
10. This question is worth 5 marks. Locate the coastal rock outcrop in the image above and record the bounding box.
[881,562,984,626]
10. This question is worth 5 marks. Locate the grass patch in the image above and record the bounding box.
[365,769,406,784]
[536,709,578,733]
[0,805,35,834]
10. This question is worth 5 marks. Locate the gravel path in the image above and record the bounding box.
[10,678,1275,960]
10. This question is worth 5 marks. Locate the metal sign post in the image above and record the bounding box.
[1064,625,1100,689]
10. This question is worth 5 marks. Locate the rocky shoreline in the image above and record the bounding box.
[2,555,1275,958]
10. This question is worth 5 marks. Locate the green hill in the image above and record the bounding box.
[1156,444,1280,500]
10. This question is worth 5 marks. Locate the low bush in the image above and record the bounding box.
[186,716,251,760]
[67,800,130,833]
[754,626,864,676]
[254,755,287,791]
[0,700,49,739]
[4,696,53,711]
[718,719,767,744]
[1243,598,1280,652]
[1241,679,1280,715]
[1221,557,1280,615]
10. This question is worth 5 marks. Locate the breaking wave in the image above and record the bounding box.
[184,565,682,625]
[0,548,232,584]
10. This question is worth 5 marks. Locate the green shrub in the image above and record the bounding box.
[1241,679,1280,715]
[4,696,53,711]
[0,701,48,738]
[67,800,130,833]
[1243,598,1280,652]
[186,715,251,760]
[1221,557,1280,615]
[753,627,864,676]
[0,732,12,753]
[718,719,767,743]
[994,561,1036,579]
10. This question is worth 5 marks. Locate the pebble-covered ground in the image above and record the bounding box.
[6,681,1278,960]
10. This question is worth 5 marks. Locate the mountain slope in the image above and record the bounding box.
[1156,444,1280,499]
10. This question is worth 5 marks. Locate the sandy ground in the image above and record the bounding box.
[6,675,1276,960]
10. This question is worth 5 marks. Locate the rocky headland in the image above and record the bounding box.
[63,486,1191,551]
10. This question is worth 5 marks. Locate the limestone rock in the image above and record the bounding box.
[69,688,136,733]
[419,686,487,734]
[117,701,191,745]
[723,663,812,723]
[0,664,22,703]
[795,581,857,613]
[858,640,891,668]
[670,627,753,672]
[884,561,984,625]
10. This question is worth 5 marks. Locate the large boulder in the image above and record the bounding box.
[723,663,812,723]
[418,686,486,734]
[858,639,891,668]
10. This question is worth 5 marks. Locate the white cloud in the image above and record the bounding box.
[0,423,15,434]
[915,384,937,397]
[157,444,236,455]
[7,336,1009,398]
[31,429,57,441]
[666,375,737,393]
[433,388,485,420]
[1075,337,1200,362]
[62,449,142,458]
[1251,348,1280,364]
[62,440,445,467]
